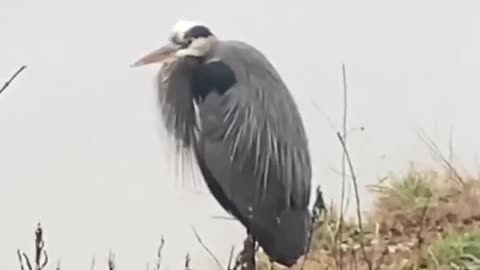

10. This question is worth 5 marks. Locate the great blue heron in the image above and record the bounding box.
[132,20,312,267]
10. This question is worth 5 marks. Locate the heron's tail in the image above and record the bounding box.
[253,208,311,267]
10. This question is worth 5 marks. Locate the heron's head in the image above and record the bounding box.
[132,20,217,67]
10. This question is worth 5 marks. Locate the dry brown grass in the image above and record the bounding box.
[257,166,480,270]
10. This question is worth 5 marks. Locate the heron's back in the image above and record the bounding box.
[194,40,313,266]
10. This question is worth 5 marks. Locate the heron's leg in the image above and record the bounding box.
[234,207,256,270]
[234,227,256,270]
[269,258,275,270]
[244,232,256,270]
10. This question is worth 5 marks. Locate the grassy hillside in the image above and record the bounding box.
[258,166,480,270]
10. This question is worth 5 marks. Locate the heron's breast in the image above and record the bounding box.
[192,60,237,102]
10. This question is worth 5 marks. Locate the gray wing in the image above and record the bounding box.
[156,57,199,149]
[155,57,203,186]
[196,40,312,219]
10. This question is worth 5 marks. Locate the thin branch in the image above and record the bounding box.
[226,245,235,270]
[447,126,456,181]
[107,251,116,270]
[23,253,32,270]
[191,226,224,270]
[309,100,337,132]
[417,129,464,185]
[337,63,349,270]
[340,63,349,218]
[153,236,165,270]
[17,224,50,270]
[33,223,48,270]
[0,65,27,95]
[336,132,373,270]
[90,255,96,270]
[17,249,25,270]
[40,250,48,270]
[448,126,454,165]
[210,215,237,221]
[184,253,191,270]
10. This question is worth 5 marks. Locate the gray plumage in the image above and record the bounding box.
[134,21,312,266]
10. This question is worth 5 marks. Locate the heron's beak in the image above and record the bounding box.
[131,43,180,67]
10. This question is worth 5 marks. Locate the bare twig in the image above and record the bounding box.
[0,65,27,95]
[210,215,237,221]
[184,253,191,270]
[336,132,373,270]
[309,100,337,132]
[17,250,25,270]
[35,225,43,267]
[108,251,116,270]
[417,129,464,186]
[23,252,32,270]
[18,223,49,270]
[90,255,96,270]
[448,126,454,165]
[191,226,224,270]
[226,245,235,270]
[337,63,349,270]
[40,250,48,269]
[339,63,349,218]
[34,223,48,270]
[153,236,166,270]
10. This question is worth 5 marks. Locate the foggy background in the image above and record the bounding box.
[1,0,479,269]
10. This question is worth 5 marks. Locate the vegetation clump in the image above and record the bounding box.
[258,166,480,270]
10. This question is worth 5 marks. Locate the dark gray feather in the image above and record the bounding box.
[194,40,312,265]
[156,57,202,186]
[200,40,312,208]
[156,58,199,151]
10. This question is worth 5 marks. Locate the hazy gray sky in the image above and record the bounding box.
[1,0,480,269]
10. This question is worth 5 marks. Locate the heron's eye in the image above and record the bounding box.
[184,37,193,47]
[176,37,192,49]
[170,33,193,48]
